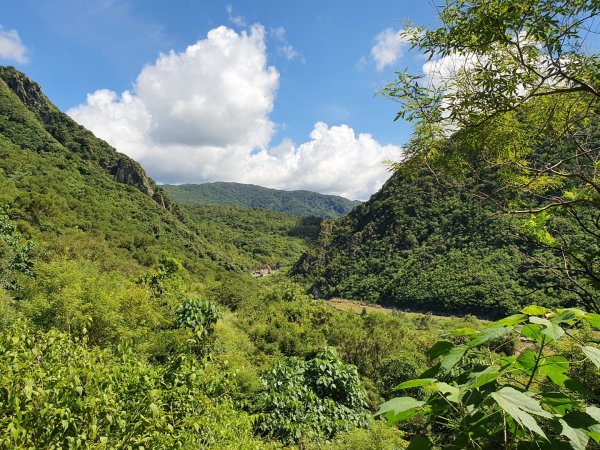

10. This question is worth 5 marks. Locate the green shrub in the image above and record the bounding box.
[255,347,369,444]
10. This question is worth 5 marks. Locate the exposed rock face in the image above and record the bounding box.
[0,66,172,213]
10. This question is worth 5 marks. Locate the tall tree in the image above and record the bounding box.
[384,0,600,311]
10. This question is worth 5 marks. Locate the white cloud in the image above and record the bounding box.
[422,53,476,88]
[270,26,286,41]
[69,25,400,200]
[269,26,303,63]
[371,28,409,71]
[0,26,28,64]
[278,44,300,61]
[225,5,246,27]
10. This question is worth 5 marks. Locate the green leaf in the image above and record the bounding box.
[440,345,467,372]
[538,356,569,386]
[586,407,600,443]
[495,313,528,326]
[491,387,552,439]
[550,309,578,325]
[516,350,537,373]
[433,382,460,403]
[375,396,424,423]
[468,325,513,347]
[521,324,544,344]
[149,402,159,418]
[521,305,548,316]
[406,436,434,450]
[581,346,600,368]
[563,410,600,446]
[427,341,454,360]
[452,327,477,337]
[394,378,436,391]
[560,419,589,450]
[467,366,502,389]
[529,316,564,341]
[540,392,578,415]
[583,313,600,330]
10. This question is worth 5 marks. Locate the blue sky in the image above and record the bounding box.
[1,1,442,199]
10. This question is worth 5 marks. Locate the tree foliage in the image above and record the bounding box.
[255,347,368,444]
[378,306,600,449]
[383,0,600,310]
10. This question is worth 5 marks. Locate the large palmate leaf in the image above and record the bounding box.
[583,313,600,330]
[375,397,425,423]
[440,345,467,372]
[394,378,436,391]
[468,325,513,347]
[581,346,600,369]
[491,387,552,439]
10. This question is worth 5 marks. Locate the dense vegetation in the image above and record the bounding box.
[1,0,600,447]
[293,168,577,317]
[0,66,423,447]
[162,181,361,219]
[183,204,321,271]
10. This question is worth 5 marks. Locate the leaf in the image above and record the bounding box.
[581,346,600,368]
[394,378,436,391]
[583,313,600,330]
[495,313,528,326]
[468,325,513,347]
[560,419,589,450]
[529,316,564,341]
[538,356,569,386]
[433,382,460,403]
[586,407,600,443]
[467,366,502,389]
[563,410,600,446]
[452,327,477,337]
[149,402,159,418]
[440,345,467,372]
[375,396,424,422]
[406,436,434,450]
[550,309,579,325]
[521,324,544,344]
[540,392,578,415]
[521,305,548,316]
[427,341,454,360]
[491,387,552,439]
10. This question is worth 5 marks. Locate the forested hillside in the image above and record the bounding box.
[293,167,579,316]
[162,181,361,218]
[0,66,415,448]
[1,0,600,447]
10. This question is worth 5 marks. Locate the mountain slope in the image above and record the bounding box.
[293,169,576,317]
[162,182,361,218]
[0,67,239,275]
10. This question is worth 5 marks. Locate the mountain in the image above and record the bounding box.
[162,182,361,218]
[293,168,577,317]
[0,67,316,275]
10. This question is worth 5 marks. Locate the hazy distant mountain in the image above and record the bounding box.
[162,182,361,218]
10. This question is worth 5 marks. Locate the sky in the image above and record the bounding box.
[0,1,443,200]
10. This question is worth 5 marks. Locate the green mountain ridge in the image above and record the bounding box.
[162,181,361,218]
[293,168,577,317]
[0,67,315,275]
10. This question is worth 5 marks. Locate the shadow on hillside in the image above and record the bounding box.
[287,216,322,242]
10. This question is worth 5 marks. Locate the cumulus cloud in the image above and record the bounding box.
[0,26,28,64]
[371,28,409,71]
[69,25,399,200]
[422,53,476,88]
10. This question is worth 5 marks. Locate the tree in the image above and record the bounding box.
[255,347,368,444]
[377,306,600,449]
[384,0,600,311]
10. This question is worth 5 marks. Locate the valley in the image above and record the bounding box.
[0,1,599,448]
